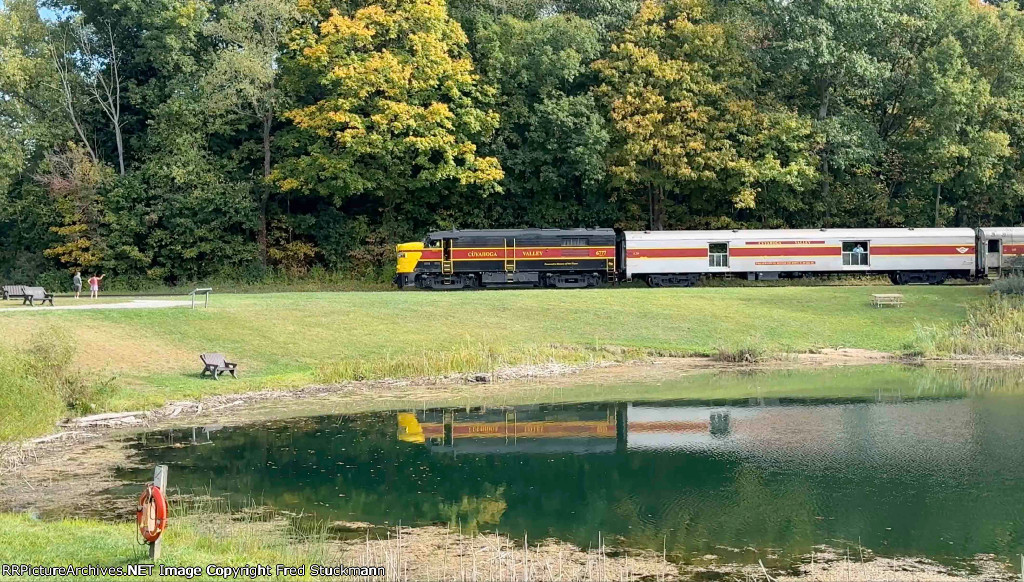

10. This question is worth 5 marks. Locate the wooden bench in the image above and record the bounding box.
[6,286,54,306]
[2,285,26,300]
[872,293,904,308]
[200,353,238,380]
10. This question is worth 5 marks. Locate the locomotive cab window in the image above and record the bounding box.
[562,238,588,247]
[842,241,869,266]
[709,243,729,267]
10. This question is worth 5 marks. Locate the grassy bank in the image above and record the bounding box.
[916,293,1024,357]
[0,506,677,581]
[0,510,339,581]
[0,286,985,440]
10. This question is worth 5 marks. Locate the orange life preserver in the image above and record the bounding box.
[136,484,168,543]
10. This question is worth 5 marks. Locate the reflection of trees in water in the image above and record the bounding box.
[118,374,1024,561]
[610,467,817,559]
[438,485,507,534]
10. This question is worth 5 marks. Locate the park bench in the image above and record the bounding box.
[2,285,26,300]
[871,293,904,308]
[7,286,54,306]
[200,353,238,380]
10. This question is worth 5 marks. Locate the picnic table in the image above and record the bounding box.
[871,293,904,308]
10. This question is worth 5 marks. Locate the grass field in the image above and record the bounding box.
[0,511,340,581]
[0,286,988,441]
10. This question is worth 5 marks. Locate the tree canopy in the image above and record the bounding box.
[2,0,1024,285]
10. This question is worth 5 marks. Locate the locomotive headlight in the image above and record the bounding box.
[397,252,407,259]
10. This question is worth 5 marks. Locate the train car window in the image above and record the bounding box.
[842,241,869,266]
[562,238,588,247]
[709,243,729,267]
[988,239,1001,253]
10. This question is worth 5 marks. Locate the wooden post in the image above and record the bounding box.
[150,465,168,560]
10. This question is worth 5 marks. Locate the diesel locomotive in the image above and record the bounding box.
[393,227,1024,289]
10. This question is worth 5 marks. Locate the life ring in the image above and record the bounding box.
[136,484,168,543]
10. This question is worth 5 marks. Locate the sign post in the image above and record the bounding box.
[150,465,168,560]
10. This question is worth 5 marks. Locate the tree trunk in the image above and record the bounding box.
[258,113,273,266]
[934,183,942,227]
[114,124,125,175]
[817,80,831,205]
[652,185,665,231]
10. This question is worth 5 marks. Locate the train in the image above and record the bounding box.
[393,226,1024,289]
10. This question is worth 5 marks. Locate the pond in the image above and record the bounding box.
[115,365,1024,567]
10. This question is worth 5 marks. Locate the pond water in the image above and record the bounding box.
[116,366,1024,566]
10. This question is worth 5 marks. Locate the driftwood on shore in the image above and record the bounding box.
[60,411,150,428]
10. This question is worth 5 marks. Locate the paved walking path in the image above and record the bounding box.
[0,299,192,313]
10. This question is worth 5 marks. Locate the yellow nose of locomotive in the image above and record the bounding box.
[394,241,424,288]
[396,242,424,273]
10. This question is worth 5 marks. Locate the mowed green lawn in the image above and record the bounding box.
[0,286,985,413]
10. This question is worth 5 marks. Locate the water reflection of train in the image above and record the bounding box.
[397,399,978,464]
[396,403,739,454]
[398,405,620,454]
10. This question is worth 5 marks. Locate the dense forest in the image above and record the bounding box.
[3,0,1024,287]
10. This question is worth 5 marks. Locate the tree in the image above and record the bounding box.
[473,14,612,227]
[275,0,503,233]
[35,143,115,269]
[75,21,127,175]
[594,0,817,229]
[47,26,98,164]
[203,0,300,264]
[0,0,65,194]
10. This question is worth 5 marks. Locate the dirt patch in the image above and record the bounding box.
[0,435,143,518]
[335,524,679,581]
[680,547,1016,581]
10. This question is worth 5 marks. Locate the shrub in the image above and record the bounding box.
[0,327,96,441]
[0,347,64,442]
[27,327,93,414]
[915,294,1024,357]
[990,275,1024,296]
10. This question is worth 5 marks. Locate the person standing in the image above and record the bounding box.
[72,271,82,299]
[88,273,105,299]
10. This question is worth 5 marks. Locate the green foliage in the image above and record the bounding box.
[593,0,818,229]
[4,0,1024,282]
[0,327,91,441]
[0,345,63,441]
[990,275,1024,295]
[915,293,1024,357]
[474,14,613,227]
[275,0,503,222]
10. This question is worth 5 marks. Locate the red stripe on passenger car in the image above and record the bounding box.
[627,248,708,258]
[872,245,974,255]
[729,246,840,257]
[744,240,826,245]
